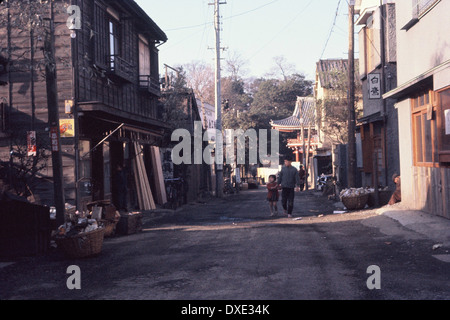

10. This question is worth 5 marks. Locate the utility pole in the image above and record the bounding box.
[347,1,357,188]
[211,0,226,198]
[45,0,65,226]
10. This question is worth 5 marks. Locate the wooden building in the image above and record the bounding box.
[355,1,400,190]
[0,0,170,211]
[160,88,212,204]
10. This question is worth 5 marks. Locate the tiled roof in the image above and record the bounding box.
[270,97,315,130]
[316,59,349,89]
[316,59,359,90]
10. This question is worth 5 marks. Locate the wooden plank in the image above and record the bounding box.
[132,154,144,210]
[150,146,167,204]
[134,142,155,210]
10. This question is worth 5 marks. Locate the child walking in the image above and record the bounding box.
[266,175,279,217]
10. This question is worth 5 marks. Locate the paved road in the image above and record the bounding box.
[1,189,449,300]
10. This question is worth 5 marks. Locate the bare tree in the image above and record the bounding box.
[224,51,248,81]
[184,60,215,106]
[267,56,297,81]
[316,69,362,146]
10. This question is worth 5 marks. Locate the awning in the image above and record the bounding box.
[357,111,384,125]
[383,59,450,100]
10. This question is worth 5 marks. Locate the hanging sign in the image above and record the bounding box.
[50,127,59,152]
[368,74,381,99]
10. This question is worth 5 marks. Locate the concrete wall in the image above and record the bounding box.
[396,0,450,85]
[394,1,450,219]
[395,99,415,208]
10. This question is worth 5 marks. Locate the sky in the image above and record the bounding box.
[135,0,354,81]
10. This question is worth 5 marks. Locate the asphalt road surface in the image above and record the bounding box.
[1,189,449,300]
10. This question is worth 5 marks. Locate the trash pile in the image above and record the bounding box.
[365,186,390,193]
[55,211,101,238]
[340,187,371,198]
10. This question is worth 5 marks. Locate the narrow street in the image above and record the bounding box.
[1,189,449,300]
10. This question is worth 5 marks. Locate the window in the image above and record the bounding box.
[437,87,450,163]
[413,0,441,18]
[411,89,439,166]
[138,35,151,76]
[358,14,381,78]
[107,6,121,71]
[109,18,121,70]
[403,0,441,30]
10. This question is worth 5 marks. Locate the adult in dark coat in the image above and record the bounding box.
[278,155,301,218]
[112,164,128,211]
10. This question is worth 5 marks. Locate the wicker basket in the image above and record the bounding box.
[367,190,392,207]
[341,194,369,210]
[101,219,118,237]
[56,228,105,259]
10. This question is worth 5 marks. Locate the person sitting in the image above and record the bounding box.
[388,173,401,205]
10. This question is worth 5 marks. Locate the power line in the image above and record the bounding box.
[320,0,343,60]
[249,0,315,60]
[165,0,280,32]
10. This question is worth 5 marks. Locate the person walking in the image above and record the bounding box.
[278,155,301,218]
[112,164,128,212]
[266,174,279,217]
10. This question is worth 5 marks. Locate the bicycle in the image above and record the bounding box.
[164,178,184,209]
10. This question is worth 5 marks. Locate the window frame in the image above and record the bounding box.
[411,89,439,167]
[108,14,121,71]
[138,35,151,77]
[436,86,450,164]
[413,0,441,19]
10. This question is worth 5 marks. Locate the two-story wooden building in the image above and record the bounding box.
[0,0,169,211]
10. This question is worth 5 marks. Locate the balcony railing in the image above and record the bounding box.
[139,75,161,96]
[287,136,320,147]
[108,55,135,83]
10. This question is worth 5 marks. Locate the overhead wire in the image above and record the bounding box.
[320,0,343,60]
[248,0,315,60]
[165,0,280,32]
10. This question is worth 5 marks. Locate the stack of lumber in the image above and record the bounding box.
[150,146,167,205]
[132,142,156,210]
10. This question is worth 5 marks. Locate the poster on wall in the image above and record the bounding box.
[27,131,37,157]
[59,119,75,138]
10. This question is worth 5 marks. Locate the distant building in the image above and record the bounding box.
[384,0,450,219]
[355,0,400,190]
[314,59,362,187]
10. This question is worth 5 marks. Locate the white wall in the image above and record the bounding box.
[396,0,450,85]
[395,99,416,209]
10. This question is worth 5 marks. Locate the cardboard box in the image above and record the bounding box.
[116,212,142,235]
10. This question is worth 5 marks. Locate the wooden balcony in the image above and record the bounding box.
[139,75,161,96]
[287,135,320,147]
[108,55,135,83]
